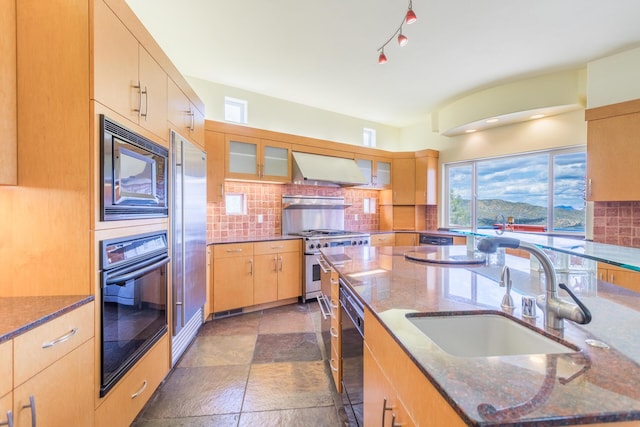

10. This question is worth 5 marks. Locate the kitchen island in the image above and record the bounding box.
[321,245,640,426]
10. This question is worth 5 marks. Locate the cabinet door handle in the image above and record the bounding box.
[0,410,14,427]
[273,256,278,272]
[22,395,36,427]
[271,245,284,250]
[249,259,253,276]
[141,85,149,120]
[393,191,397,203]
[279,255,283,272]
[329,358,339,373]
[134,81,143,118]
[610,273,615,283]
[329,326,339,338]
[131,380,148,399]
[220,183,225,197]
[588,178,592,197]
[382,397,393,426]
[42,328,78,349]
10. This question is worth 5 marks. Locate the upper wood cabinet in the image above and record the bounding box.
[93,0,168,140]
[0,0,17,185]
[356,155,392,189]
[586,100,640,201]
[392,157,416,205]
[168,77,204,148]
[205,130,225,203]
[415,155,437,205]
[225,134,291,182]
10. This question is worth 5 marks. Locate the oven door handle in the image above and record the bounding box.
[106,256,170,285]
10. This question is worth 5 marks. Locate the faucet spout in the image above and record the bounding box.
[499,265,515,310]
[477,237,592,330]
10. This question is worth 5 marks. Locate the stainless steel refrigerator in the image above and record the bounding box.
[171,130,207,366]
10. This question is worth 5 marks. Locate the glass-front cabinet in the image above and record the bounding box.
[225,134,291,182]
[356,156,392,189]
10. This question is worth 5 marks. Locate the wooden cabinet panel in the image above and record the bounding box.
[356,156,392,189]
[370,233,395,247]
[0,340,11,397]
[254,253,279,305]
[395,233,417,246]
[392,158,415,205]
[14,302,94,386]
[205,246,213,320]
[586,103,640,201]
[0,0,17,185]
[213,253,254,312]
[453,236,467,245]
[598,262,640,293]
[14,339,94,427]
[213,242,253,259]
[205,130,226,203]
[168,78,204,148]
[93,0,167,140]
[392,207,418,231]
[277,250,302,300]
[95,334,169,427]
[415,155,437,205]
[0,393,12,427]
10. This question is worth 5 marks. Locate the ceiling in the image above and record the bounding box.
[125,0,640,128]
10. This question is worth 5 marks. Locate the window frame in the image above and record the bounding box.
[443,146,586,236]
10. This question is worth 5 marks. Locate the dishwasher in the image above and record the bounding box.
[339,278,364,427]
[419,233,454,246]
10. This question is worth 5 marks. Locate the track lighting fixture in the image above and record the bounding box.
[377,0,417,64]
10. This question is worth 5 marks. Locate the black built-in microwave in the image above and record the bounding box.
[100,115,168,221]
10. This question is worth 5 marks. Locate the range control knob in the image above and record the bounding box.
[363,240,369,245]
[309,243,316,249]
[352,241,357,246]
[324,243,329,247]
[358,240,363,245]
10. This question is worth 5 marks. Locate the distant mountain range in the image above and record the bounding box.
[458,199,585,229]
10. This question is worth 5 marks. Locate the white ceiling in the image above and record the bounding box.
[125,0,640,128]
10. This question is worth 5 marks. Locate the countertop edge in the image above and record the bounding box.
[0,295,95,343]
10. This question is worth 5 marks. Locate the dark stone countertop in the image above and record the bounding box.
[0,295,95,343]
[322,245,640,426]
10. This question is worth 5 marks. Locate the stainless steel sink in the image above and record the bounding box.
[406,312,578,358]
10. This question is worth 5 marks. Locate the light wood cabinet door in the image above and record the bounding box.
[277,250,301,300]
[93,0,167,140]
[586,106,640,201]
[205,130,226,203]
[0,393,12,427]
[14,339,94,427]
[356,156,392,189]
[415,155,437,205]
[95,334,169,427]
[168,78,204,149]
[395,233,417,246]
[213,243,254,312]
[254,253,279,305]
[189,104,205,147]
[598,262,640,293]
[392,158,415,205]
[0,0,17,185]
[225,135,291,182]
[0,340,11,398]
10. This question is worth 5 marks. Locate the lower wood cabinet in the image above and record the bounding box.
[598,262,640,293]
[395,232,418,246]
[370,233,396,247]
[95,334,169,427]
[329,272,342,393]
[364,307,465,426]
[212,240,301,313]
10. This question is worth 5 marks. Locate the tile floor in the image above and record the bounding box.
[132,303,351,426]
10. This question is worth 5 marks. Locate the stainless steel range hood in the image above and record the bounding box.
[291,152,367,187]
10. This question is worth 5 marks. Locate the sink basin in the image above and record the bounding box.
[406,312,578,358]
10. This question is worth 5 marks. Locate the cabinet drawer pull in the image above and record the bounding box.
[131,380,148,399]
[22,395,36,427]
[225,248,243,253]
[42,328,78,349]
[330,279,338,285]
[329,359,339,373]
[271,245,284,250]
[0,410,13,427]
[330,300,339,310]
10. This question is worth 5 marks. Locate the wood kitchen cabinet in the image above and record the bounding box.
[213,243,255,312]
[370,233,396,247]
[327,267,342,393]
[93,0,168,141]
[253,240,301,304]
[586,99,640,201]
[0,340,12,427]
[415,153,438,205]
[168,77,205,149]
[364,307,465,426]
[12,302,94,427]
[95,334,169,427]
[205,130,226,203]
[395,232,418,246]
[356,155,392,189]
[391,157,416,205]
[225,134,291,182]
[0,0,17,185]
[597,262,640,293]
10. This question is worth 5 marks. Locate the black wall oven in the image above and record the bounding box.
[100,231,170,397]
[101,115,168,221]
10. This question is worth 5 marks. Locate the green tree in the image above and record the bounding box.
[449,189,470,226]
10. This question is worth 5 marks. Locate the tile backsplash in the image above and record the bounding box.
[592,201,640,248]
[207,182,380,242]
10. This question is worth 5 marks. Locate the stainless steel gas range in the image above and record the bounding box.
[282,195,369,301]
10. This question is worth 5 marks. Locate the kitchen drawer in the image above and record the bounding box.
[95,334,169,427]
[370,233,395,247]
[213,242,254,259]
[253,239,299,255]
[0,340,11,397]
[14,301,94,386]
[330,320,341,357]
[330,342,342,393]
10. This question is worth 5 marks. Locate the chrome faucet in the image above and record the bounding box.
[477,237,592,330]
[495,214,506,235]
[499,265,515,310]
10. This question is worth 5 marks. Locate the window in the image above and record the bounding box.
[225,193,246,215]
[224,97,248,124]
[363,128,376,147]
[444,148,586,234]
